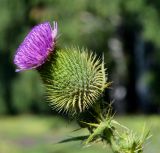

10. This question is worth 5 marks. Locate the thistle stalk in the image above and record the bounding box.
[80,106,150,153]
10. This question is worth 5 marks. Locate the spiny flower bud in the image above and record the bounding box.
[40,47,107,114]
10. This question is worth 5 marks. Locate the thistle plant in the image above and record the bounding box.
[14,21,150,153]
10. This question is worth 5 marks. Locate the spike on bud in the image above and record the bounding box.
[39,47,107,114]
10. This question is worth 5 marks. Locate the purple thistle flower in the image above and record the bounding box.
[14,21,58,72]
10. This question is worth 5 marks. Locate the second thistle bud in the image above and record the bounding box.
[40,47,107,114]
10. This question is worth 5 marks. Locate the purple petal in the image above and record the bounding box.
[14,21,58,72]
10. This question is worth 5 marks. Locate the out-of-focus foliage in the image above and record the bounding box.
[1,0,160,114]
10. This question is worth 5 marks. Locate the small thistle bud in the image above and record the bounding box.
[40,47,107,114]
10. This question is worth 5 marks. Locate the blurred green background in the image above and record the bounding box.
[0,0,160,152]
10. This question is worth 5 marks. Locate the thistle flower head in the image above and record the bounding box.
[40,47,107,114]
[14,21,58,72]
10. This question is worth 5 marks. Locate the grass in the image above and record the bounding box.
[0,115,159,153]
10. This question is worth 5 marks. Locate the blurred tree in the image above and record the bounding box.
[1,0,160,114]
